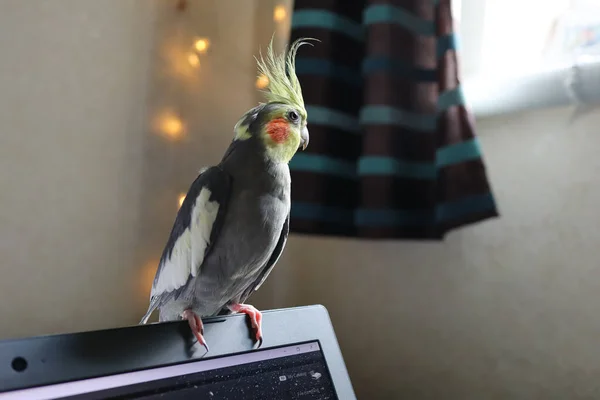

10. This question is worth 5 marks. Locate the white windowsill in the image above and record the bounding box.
[462,58,600,118]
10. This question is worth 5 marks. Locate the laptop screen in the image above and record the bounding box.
[1,341,338,400]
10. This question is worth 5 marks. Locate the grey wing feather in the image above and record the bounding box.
[239,212,290,304]
[139,166,232,324]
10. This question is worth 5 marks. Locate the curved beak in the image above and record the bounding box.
[300,126,309,151]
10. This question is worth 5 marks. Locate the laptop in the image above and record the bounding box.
[0,304,355,399]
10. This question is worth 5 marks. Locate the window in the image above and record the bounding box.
[457,0,600,116]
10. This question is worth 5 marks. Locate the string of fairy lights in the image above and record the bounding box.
[157,0,290,209]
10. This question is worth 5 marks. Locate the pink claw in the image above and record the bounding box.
[229,303,263,346]
[182,309,209,352]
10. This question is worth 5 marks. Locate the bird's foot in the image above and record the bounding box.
[228,303,263,347]
[182,309,209,353]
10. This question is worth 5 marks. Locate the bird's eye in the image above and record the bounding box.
[287,110,299,122]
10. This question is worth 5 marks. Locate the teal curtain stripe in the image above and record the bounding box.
[437,138,482,167]
[362,57,437,81]
[355,207,432,226]
[435,193,496,223]
[292,193,496,226]
[306,105,361,133]
[356,193,496,226]
[358,138,482,178]
[295,56,442,83]
[292,10,365,42]
[360,105,437,132]
[363,5,435,35]
[295,58,362,87]
[291,202,355,225]
[358,156,437,179]
[437,33,458,58]
[290,153,357,179]
[438,86,466,111]
[294,38,459,82]
[291,138,482,179]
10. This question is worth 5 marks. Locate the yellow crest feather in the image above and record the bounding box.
[255,36,318,117]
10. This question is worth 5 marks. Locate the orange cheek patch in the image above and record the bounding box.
[266,118,289,144]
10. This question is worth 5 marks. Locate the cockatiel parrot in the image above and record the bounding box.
[139,38,314,352]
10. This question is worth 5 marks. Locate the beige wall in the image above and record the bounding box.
[1,1,600,399]
[0,0,158,336]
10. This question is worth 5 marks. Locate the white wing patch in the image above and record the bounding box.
[152,187,220,296]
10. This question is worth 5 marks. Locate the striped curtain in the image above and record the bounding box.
[288,0,499,240]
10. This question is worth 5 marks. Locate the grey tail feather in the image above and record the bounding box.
[139,304,157,325]
[140,292,176,325]
[139,313,151,325]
